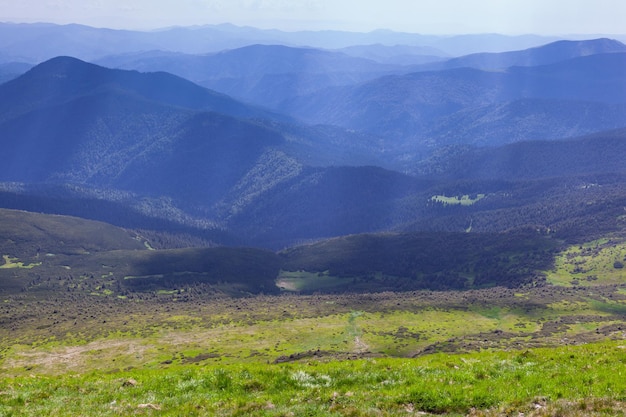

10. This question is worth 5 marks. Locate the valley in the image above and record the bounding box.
[1,21,626,416]
[1,205,626,415]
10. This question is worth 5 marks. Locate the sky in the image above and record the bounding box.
[0,0,625,35]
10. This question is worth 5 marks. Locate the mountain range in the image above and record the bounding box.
[0,22,576,65]
[92,39,626,163]
[280,52,626,153]
[95,45,407,108]
[90,39,626,114]
[0,32,625,250]
[414,38,626,71]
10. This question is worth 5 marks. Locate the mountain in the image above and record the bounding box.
[336,44,448,65]
[0,58,320,213]
[414,128,626,180]
[0,22,564,64]
[224,165,431,247]
[2,49,626,249]
[99,44,400,80]
[0,56,396,245]
[0,206,563,295]
[421,98,626,148]
[0,207,145,256]
[417,38,626,71]
[96,44,408,107]
[280,53,626,152]
[95,40,625,110]
[279,230,557,291]
[0,56,289,124]
[0,61,31,84]
[0,58,288,194]
[4,57,386,150]
[428,33,562,56]
[0,59,266,193]
[0,56,385,170]
[0,208,280,295]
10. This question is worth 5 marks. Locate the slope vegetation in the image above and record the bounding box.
[0,208,279,295]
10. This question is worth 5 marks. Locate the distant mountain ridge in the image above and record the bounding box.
[98,45,398,79]
[415,38,626,71]
[422,98,626,147]
[336,44,448,65]
[92,38,626,111]
[280,52,626,154]
[95,44,409,107]
[0,61,31,84]
[414,128,626,180]
[0,22,569,64]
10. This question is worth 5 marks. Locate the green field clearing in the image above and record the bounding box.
[430,194,486,206]
[546,238,626,286]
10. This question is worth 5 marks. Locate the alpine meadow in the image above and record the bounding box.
[1,17,626,417]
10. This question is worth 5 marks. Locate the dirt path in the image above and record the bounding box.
[354,335,369,353]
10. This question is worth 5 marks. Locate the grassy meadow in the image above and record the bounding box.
[2,336,626,416]
[2,282,626,416]
[546,238,626,287]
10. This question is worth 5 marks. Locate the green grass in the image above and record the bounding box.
[3,285,626,375]
[2,340,626,416]
[546,238,626,286]
[0,254,41,269]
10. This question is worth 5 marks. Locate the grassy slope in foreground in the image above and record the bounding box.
[2,340,626,416]
[3,283,626,416]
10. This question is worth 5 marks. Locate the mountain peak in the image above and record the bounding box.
[1,55,290,123]
[529,37,626,56]
[423,37,626,72]
[23,56,111,81]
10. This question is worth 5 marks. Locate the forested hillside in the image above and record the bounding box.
[0,32,624,254]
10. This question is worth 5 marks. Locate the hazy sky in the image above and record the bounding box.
[1,0,625,34]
